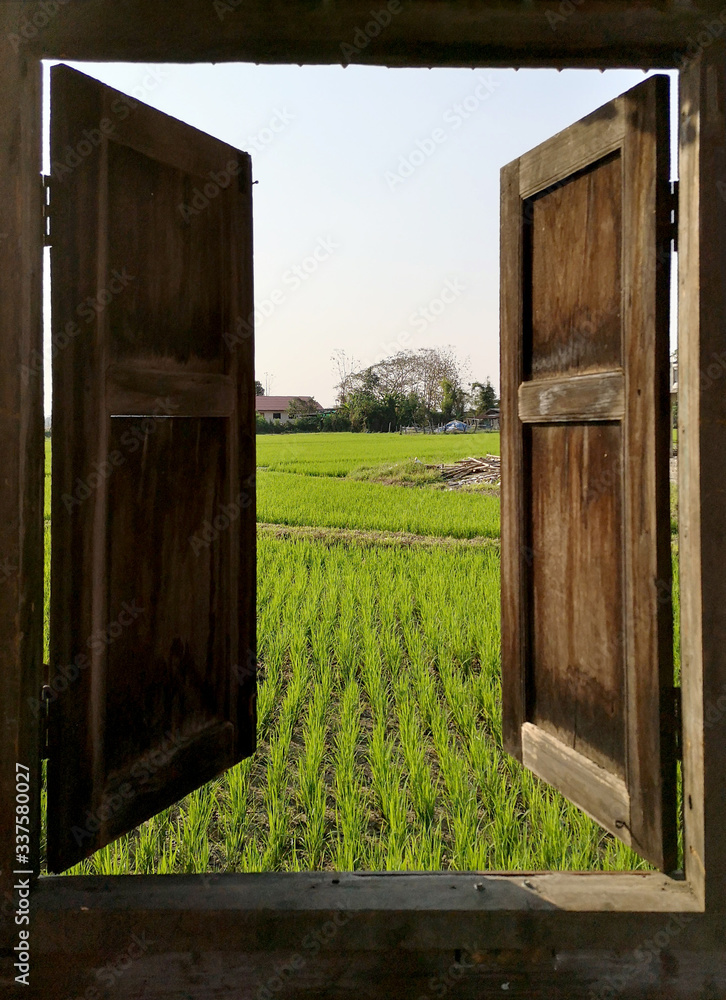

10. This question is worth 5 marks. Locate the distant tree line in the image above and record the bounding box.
[255,347,499,434]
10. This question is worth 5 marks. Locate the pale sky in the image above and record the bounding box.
[43,62,678,413]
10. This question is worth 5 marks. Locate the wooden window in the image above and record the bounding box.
[3,8,726,995]
[500,76,677,870]
[47,66,257,873]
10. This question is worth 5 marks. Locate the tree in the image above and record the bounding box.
[471,378,498,414]
[333,346,469,419]
[287,396,320,419]
[441,378,467,421]
[255,380,265,396]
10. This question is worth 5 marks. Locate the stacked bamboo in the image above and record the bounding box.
[428,455,501,486]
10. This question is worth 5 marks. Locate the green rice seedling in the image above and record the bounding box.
[331,681,367,870]
[219,760,253,870]
[394,675,437,828]
[177,785,215,873]
[257,471,500,539]
[256,431,501,478]
[295,685,330,869]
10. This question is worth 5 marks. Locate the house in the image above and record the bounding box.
[255,395,323,423]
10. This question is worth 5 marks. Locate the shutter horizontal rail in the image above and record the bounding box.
[106,366,236,417]
[521,723,631,843]
[518,370,624,423]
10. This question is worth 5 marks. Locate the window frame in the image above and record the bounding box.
[2,4,725,994]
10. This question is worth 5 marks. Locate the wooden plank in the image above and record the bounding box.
[678,42,726,910]
[48,66,256,873]
[501,76,676,872]
[521,723,631,843]
[528,154,622,380]
[0,42,43,956]
[499,158,527,763]
[620,73,676,872]
[20,0,724,68]
[529,422,626,775]
[106,367,236,416]
[519,116,625,200]
[518,371,624,422]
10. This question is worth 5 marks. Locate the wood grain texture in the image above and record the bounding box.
[0,43,43,956]
[17,0,724,68]
[620,72,676,876]
[15,872,708,998]
[521,723,630,842]
[501,76,675,871]
[678,43,726,911]
[106,367,236,417]
[528,154,622,380]
[500,158,527,763]
[48,66,256,873]
[529,422,626,776]
[518,371,624,422]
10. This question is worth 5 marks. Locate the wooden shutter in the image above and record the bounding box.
[47,66,256,873]
[500,76,677,871]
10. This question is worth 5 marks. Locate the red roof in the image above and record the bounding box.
[255,395,322,411]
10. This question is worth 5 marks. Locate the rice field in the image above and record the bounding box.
[257,471,500,539]
[256,430,501,477]
[42,432,660,875]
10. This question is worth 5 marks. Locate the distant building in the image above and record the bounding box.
[478,408,500,431]
[255,395,323,424]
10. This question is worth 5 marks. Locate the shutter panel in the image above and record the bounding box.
[48,66,256,873]
[500,76,677,871]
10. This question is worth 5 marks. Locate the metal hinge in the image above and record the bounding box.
[671,685,682,761]
[41,681,52,760]
[42,175,52,247]
[670,180,679,253]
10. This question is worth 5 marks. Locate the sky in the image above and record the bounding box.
[42,61,679,413]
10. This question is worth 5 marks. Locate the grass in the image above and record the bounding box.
[55,534,647,875]
[257,470,500,539]
[41,430,673,875]
[256,430,501,477]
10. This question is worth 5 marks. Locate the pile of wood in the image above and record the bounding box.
[429,455,501,487]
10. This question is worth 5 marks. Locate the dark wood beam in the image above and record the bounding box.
[12,0,726,68]
[0,41,43,959]
[24,873,721,998]
[679,40,726,910]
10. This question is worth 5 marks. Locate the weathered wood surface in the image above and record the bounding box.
[521,723,631,843]
[7,0,725,68]
[12,873,717,998]
[48,66,256,873]
[678,43,726,910]
[0,49,43,956]
[518,371,625,422]
[501,76,676,871]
